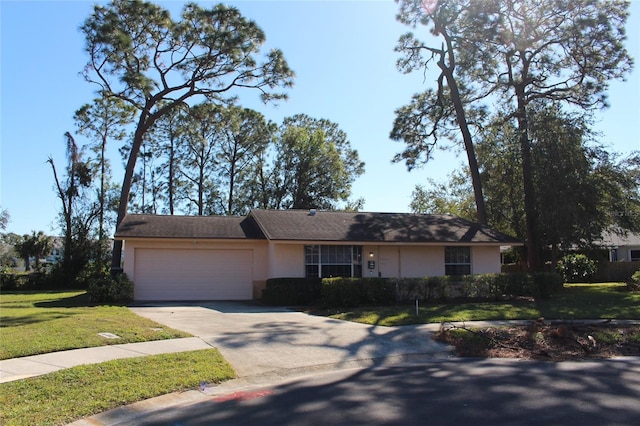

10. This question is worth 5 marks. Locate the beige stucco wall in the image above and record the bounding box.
[471,246,501,274]
[121,239,505,299]
[265,244,502,280]
[400,246,446,277]
[363,245,446,278]
[268,243,304,277]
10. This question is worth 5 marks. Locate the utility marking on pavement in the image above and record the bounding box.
[212,390,274,402]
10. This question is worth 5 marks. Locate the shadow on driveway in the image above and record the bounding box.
[128,301,452,378]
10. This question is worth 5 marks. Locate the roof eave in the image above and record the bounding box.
[264,238,523,245]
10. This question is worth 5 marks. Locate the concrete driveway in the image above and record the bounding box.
[129,302,452,380]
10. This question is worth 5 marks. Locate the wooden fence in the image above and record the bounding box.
[594,261,640,282]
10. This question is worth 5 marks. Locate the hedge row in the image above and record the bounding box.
[261,277,322,305]
[0,271,57,291]
[262,273,564,307]
[0,269,134,304]
[0,267,106,291]
[396,272,563,302]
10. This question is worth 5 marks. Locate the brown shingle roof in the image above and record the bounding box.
[249,209,521,244]
[115,214,264,240]
[115,210,521,244]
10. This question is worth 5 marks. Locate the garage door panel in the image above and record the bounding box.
[134,248,252,300]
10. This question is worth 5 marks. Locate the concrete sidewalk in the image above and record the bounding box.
[2,317,638,383]
[0,337,212,383]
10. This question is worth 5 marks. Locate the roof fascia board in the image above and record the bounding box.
[267,239,523,246]
[118,237,268,244]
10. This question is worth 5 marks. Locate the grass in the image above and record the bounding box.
[3,284,638,424]
[0,290,191,359]
[0,290,237,425]
[322,284,640,326]
[0,349,236,426]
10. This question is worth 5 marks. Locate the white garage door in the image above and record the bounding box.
[133,248,253,301]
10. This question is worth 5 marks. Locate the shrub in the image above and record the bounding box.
[0,270,22,290]
[262,272,565,307]
[505,273,535,297]
[24,272,51,289]
[395,277,445,302]
[262,278,322,305]
[532,272,564,298]
[462,274,495,299]
[0,271,55,291]
[395,274,537,303]
[556,254,597,283]
[87,273,134,304]
[320,277,395,307]
[627,269,640,292]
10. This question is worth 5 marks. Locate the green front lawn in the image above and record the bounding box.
[0,349,235,426]
[2,284,638,425]
[0,290,236,426]
[0,291,191,359]
[323,284,640,326]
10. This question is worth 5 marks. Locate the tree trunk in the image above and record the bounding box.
[198,163,204,216]
[228,148,237,215]
[443,70,487,225]
[439,30,487,225]
[515,85,541,272]
[168,134,175,215]
[99,133,106,240]
[111,112,151,272]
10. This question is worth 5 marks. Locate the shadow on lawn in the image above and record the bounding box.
[33,293,99,308]
[1,293,90,328]
[0,311,81,328]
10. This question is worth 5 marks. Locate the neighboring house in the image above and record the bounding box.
[596,230,640,262]
[43,237,63,265]
[115,209,522,301]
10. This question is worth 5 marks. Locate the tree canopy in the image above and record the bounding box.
[81,0,295,270]
[394,0,489,224]
[395,0,633,270]
[411,105,640,264]
[269,115,365,210]
[14,232,52,272]
[125,110,364,214]
[74,96,135,241]
[0,208,8,231]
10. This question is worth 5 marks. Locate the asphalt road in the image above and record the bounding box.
[128,358,640,426]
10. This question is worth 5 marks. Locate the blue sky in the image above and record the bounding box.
[1,0,639,236]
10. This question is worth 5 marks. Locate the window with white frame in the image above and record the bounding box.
[304,245,362,278]
[445,246,471,276]
[630,249,640,261]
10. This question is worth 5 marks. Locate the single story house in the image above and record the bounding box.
[115,209,522,301]
[595,230,640,262]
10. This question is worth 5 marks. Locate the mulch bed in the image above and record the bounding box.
[434,320,640,361]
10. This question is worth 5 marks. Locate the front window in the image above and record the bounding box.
[631,250,640,261]
[305,245,362,278]
[445,246,471,276]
